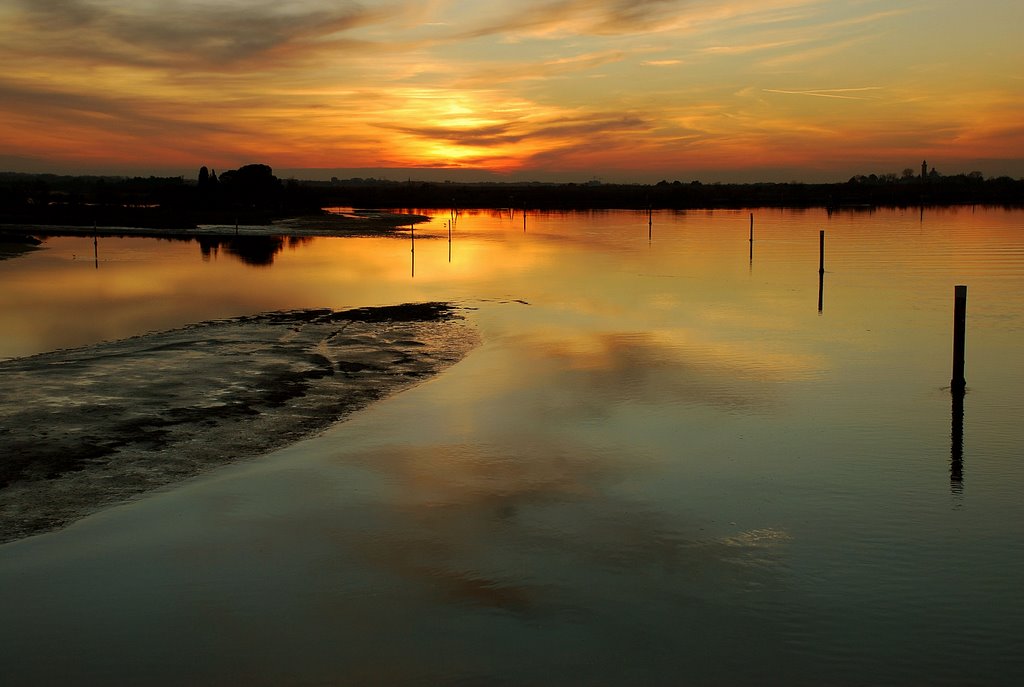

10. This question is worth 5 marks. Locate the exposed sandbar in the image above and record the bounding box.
[0,303,479,543]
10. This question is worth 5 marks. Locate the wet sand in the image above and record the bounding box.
[0,303,479,543]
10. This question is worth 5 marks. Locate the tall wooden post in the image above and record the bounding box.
[951,285,967,392]
[749,213,754,261]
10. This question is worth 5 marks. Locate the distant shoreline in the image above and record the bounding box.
[0,209,429,236]
[3,168,1022,232]
[4,196,1022,258]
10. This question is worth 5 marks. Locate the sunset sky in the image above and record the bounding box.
[1,0,1022,182]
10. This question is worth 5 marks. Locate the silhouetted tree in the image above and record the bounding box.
[218,164,281,211]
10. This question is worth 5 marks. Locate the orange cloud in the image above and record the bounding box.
[0,0,1020,180]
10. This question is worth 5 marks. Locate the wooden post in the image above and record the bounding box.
[648,206,652,241]
[818,230,825,274]
[951,285,967,392]
[749,213,754,261]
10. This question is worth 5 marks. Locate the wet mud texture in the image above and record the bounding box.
[0,303,479,543]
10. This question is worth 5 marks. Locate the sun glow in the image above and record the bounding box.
[0,0,1020,180]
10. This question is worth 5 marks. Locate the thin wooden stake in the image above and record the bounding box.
[951,285,967,392]
[749,213,754,262]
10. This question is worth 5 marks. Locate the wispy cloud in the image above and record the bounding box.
[0,0,1020,178]
[763,87,884,101]
[9,0,394,68]
[450,0,687,40]
[699,38,809,56]
[378,111,650,148]
[447,0,825,41]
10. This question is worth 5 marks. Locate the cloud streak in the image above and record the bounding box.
[0,0,1020,180]
[9,0,391,68]
[763,87,884,101]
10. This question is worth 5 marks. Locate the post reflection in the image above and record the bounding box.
[951,390,965,493]
[748,213,753,263]
[817,270,824,313]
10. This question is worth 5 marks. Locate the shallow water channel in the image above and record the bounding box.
[1,207,1023,685]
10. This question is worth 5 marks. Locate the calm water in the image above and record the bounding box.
[1,207,1023,685]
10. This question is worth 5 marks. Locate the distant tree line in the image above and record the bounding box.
[312,170,1023,211]
[0,164,321,228]
[1,164,1021,228]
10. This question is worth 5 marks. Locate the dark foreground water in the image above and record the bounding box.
[1,207,1023,685]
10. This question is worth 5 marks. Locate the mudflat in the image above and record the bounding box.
[0,303,479,543]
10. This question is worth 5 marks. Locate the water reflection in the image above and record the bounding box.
[2,207,1024,686]
[951,390,965,493]
[510,330,820,416]
[749,212,754,263]
[818,270,824,313]
[197,236,313,266]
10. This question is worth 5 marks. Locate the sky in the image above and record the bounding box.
[0,0,1022,183]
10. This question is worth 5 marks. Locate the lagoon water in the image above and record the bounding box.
[1,207,1023,685]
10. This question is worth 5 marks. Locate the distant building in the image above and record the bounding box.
[922,160,928,179]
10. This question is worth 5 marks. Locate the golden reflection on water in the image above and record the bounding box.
[3,208,1024,386]
[3,208,1024,685]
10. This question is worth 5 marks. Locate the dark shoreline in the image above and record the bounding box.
[0,230,42,260]
[0,211,431,262]
[3,168,1022,233]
